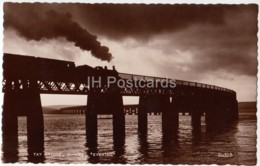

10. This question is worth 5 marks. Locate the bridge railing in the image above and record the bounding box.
[119,73,234,93]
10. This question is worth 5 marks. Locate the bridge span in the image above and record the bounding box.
[2,53,238,160]
[59,105,140,115]
[59,105,198,115]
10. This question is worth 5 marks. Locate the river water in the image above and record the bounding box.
[3,108,257,164]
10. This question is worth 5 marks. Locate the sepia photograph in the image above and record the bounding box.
[1,1,258,165]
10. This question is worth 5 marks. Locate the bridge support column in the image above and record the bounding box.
[2,88,19,162]
[86,92,125,148]
[86,94,98,147]
[172,103,179,130]
[26,87,44,159]
[205,102,227,129]
[138,96,148,136]
[205,109,221,129]
[230,99,239,120]
[162,96,178,142]
[112,93,125,147]
[206,97,239,131]
[191,110,201,131]
[3,80,44,162]
[205,111,212,126]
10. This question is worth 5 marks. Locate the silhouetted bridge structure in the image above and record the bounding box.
[59,105,140,115]
[60,105,198,115]
[2,53,238,161]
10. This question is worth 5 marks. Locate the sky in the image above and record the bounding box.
[3,3,258,105]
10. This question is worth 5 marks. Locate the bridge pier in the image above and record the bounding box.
[234,100,239,118]
[191,110,201,131]
[230,99,239,120]
[162,96,179,141]
[25,87,44,159]
[2,88,19,162]
[138,95,179,138]
[2,80,44,162]
[138,96,148,136]
[86,92,125,147]
[112,93,125,147]
[205,110,215,128]
[205,102,227,129]
[86,94,98,147]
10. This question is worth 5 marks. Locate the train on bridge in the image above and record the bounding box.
[2,53,238,159]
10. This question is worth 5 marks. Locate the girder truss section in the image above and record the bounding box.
[2,78,236,100]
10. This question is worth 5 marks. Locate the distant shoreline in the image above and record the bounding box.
[42,101,256,114]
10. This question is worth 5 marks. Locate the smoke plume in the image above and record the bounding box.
[4,5,112,62]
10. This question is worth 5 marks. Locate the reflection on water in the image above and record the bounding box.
[2,110,256,164]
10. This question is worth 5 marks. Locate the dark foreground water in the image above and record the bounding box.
[4,108,257,164]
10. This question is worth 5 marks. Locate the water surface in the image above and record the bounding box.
[4,108,257,164]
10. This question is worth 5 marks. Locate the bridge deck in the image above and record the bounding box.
[2,53,235,97]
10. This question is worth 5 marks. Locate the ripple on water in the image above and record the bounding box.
[8,112,255,164]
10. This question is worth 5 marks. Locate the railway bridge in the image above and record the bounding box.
[2,53,238,160]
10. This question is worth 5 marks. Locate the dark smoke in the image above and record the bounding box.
[4,4,112,62]
[4,3,257,76]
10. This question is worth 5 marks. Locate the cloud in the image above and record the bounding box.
[4,3,112,61]
[74,3,257,76]
[128,6,258,77]
[75,4,227,40]
[70,4,257,41]
[3,3,258,101]
[4,3,257,76]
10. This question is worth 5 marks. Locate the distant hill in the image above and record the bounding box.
[238,101,256,109]
[42,105,76,114]
[238,101,256,112]
[42,107,57,114]
[43,105,76,110]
